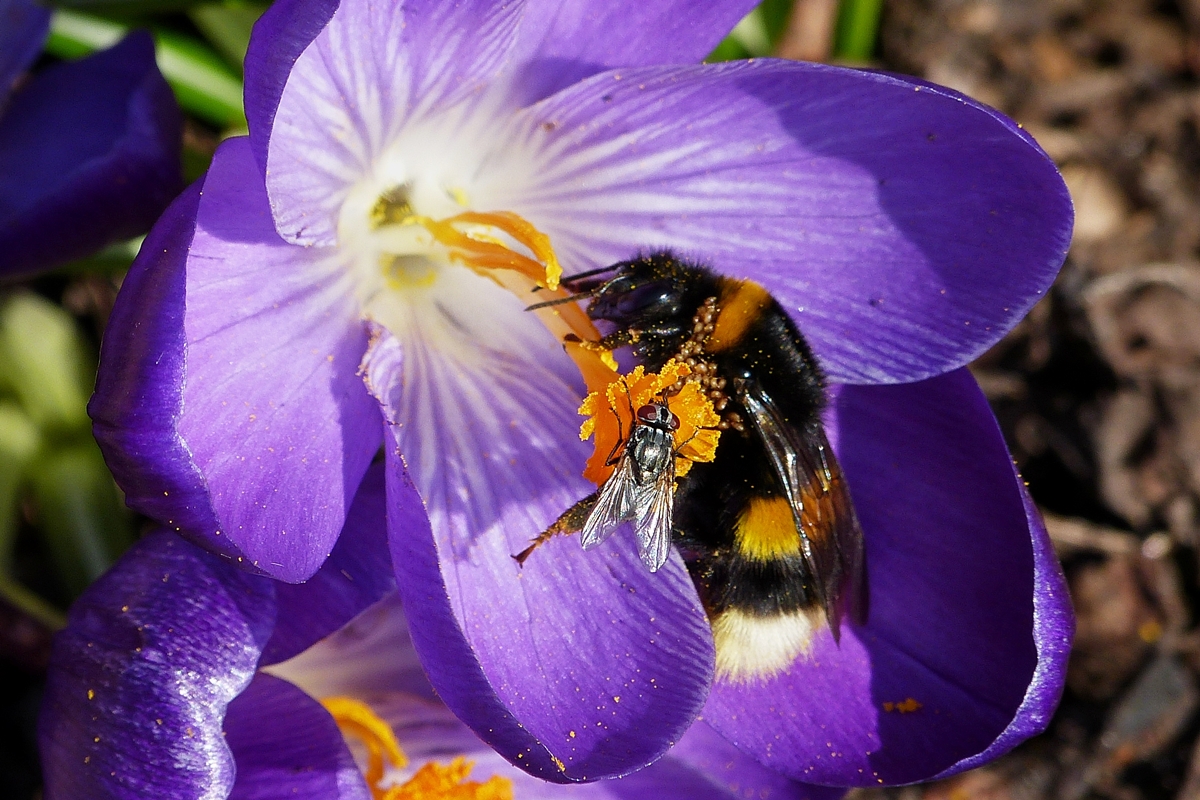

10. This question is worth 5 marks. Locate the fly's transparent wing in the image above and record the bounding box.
[633,460,675,572]
[580,454,638,550]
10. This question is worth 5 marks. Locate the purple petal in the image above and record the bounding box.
[91,183,221,550]
[508,0,756,104]
[368,692,731,799]
[261,462,395,665]
[92,136,380,582]
[0,0,50,94]
[672,722,844,800]
[0,32,182,277]
[493,60,1070,383]
[932,478,1074,778]
[373,691,828,799]
[226,673,369,800]
[244,0,340,173]
[260,0,524,245]
[701,369,1070,785]
[39,531,275,800]
[375,331,715,782]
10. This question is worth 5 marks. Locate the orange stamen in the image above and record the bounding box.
[322,696,514,800]
[382,757,513,800]
[322,696,407,790]
[407,210,561,289]
[485,270,618,392]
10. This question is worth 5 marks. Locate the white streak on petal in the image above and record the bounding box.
[365,265,589,565]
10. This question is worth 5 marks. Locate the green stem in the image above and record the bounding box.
[0,578,66,631]
[833,0,884,62]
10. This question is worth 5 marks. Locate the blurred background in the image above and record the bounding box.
[2,0,1197,797]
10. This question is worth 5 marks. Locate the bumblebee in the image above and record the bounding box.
[527,252,866,681]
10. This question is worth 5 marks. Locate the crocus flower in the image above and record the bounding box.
[40,464,835,799]
[87,0,1074,788]
[0,0,183,276]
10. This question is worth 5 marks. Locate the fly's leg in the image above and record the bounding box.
[601,375,635,468]
[513,492,599,566]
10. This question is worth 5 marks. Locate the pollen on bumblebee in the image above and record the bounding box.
[578,359,722,486]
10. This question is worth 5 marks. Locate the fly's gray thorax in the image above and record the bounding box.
[628,426,674,485]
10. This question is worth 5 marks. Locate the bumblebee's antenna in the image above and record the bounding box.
[525,288,599,312]
[528,263,617,295]
[560,264,620,284]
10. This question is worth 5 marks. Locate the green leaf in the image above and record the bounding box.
[57,236,144,276]
[44,8,124,57]
[834,0,884,62]
[759,0,796,48]
[189,1,268,74]
[155,26,246,127]
[28,440,133,599]
[707,0,799,62]
[46,10,246,128]
[44,0,219,14]
[0,403,41,577]
[705,35,751,63]
[0,578,66,630]
[0,294,93,436]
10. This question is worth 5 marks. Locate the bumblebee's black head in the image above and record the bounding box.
[580,252,721,368]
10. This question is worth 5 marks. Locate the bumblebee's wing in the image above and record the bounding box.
[580,453,638,550]
[633,462,675,573]
[739,384,866,637]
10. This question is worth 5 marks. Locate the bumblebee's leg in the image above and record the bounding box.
[564,329,641,351]
[513,492,599,565]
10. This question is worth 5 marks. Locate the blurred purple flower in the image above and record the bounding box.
[86,0,1074,788]
[0,0,183,277]
[40,466,831,800]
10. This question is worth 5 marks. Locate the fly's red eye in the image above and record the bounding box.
[636,404,657,424]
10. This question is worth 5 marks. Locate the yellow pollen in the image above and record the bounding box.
[383,758,513,800]
[322,697,513,800]
[579,359,721,486]
[882,698,923,714]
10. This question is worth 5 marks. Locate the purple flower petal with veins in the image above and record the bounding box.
[85,0,1074,788]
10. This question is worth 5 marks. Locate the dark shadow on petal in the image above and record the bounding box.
[226,673,369,800]
[0,0,51,96]
[734,63,1072,382]
[261,461,395,665]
